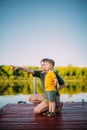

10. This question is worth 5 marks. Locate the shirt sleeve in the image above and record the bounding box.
[33,70,41,78]
[50,71,57,79]
[54,71,65,85]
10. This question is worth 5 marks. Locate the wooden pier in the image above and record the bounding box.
[0,102,87,130]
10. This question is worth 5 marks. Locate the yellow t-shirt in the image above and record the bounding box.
[45,70,56,91]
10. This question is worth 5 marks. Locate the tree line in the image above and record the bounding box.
[0,65,87,82]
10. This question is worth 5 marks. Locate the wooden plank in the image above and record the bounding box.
[0,102,87,130]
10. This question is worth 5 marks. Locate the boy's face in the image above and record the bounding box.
[44,62,53,71]
[40,61,47,72]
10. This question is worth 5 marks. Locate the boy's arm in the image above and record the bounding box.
[11,65,34,75]
[54,70,66,91]
[54,78,58,87]
[57,83,65,91]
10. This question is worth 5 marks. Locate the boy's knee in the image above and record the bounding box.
[34,101,49,114]
[34,107,40,114]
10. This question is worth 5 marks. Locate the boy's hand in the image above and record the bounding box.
[11,65,20,71]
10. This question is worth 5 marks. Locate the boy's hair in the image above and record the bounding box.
[40,58,55,67]
[48,59,55,67]
[40,58,49,63]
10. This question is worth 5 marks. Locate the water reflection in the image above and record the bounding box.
[0,81,87,95]
[0,82,33,95]
[60,82,87,95]
[0,81,87,108]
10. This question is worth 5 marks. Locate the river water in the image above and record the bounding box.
[0,93,87,108]
[0,81,87,108]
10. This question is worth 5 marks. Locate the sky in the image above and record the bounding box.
[0,0,87,67]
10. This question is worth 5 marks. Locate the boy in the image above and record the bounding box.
[44,59,58,116]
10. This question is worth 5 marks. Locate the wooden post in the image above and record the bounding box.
[33,77,36,94]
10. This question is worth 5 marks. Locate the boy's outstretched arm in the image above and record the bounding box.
[11,65,34,75]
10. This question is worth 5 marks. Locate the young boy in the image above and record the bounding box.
[44,59,58,116]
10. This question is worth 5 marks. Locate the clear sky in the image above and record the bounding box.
[0,0,87,67]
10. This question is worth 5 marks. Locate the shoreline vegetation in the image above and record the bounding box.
[0,65,87,82]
